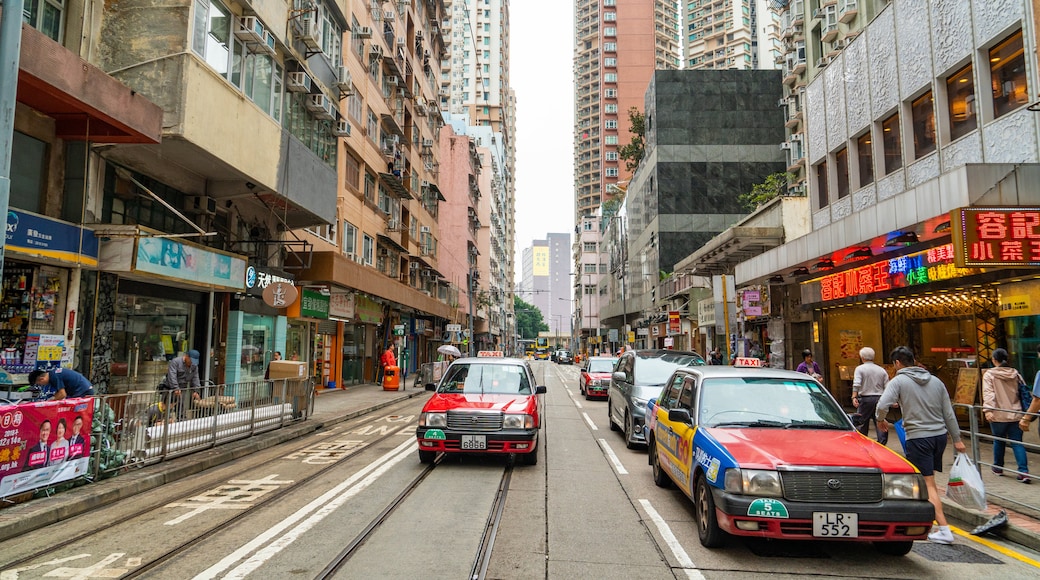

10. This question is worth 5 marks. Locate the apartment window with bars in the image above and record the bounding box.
[911,91,936,159]
[605,136,618,145]
[604,42,617,51]
[604,27,616,36]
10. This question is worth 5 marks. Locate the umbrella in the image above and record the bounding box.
[438,345,462,358]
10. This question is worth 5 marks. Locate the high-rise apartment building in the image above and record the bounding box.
[520,235,573,336]
[684,0,782,70]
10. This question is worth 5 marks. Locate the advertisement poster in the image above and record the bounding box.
[838,330,863,360]
[0,398,94,498]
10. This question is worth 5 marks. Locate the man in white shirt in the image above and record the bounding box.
[852,346,891,444]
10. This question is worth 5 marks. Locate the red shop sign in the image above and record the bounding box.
[951,207,1040,267]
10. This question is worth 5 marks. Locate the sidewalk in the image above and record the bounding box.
[865,425,1040,552]
[0,382,428,542]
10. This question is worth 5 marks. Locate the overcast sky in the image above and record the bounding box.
[510,1,576,287]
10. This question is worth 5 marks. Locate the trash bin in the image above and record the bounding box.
[382,365,400,391]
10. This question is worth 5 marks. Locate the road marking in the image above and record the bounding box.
[164,475,294,525]
[285,439,366,464]
[573,398,583,409]
[582,412,598,431]
[193,438,416,580]
[639,499,706,580]
[597,438,628,475]
[0,555,91,580]
[951,525,1040,568]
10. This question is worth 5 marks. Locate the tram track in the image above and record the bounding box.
[0,398,420,574]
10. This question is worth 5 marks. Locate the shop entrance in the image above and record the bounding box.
[240,314,274,382]
[910,315,977,397]
[342,325,365,385]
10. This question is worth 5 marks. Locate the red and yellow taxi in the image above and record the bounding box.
[579,356,618,400]
[416,352,546,465]
[646,360,933,556]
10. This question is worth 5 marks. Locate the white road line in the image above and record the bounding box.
[597,438,628,475]
[582,412,598,431]
[573,398,583,409]
[638,499,706,580]
[193,438,416,580]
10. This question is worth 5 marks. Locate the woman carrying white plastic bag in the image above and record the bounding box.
[947,453,987,512]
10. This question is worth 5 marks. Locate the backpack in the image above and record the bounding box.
[1020,372,1035,412]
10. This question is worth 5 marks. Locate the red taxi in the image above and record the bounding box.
[416,352,546,465]
[647,361,933,556]
[579,356,618,400]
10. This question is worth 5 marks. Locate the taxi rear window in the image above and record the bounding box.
[439,363,532,395]
[698,378,850,430]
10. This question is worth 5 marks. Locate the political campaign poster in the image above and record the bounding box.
[0,397,94,498]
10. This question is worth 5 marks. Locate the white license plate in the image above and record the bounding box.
[812,512,858,538]
[460,435,487,450]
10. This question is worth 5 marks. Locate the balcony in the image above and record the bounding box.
[838,0,859,24]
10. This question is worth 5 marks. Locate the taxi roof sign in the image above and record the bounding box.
[734,357,763,367]
[477,351,504,358]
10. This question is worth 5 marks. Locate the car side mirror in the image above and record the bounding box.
[612,371,626,382]
[668,408,693,424]
[425,383,436,391]
[536,385,547,394]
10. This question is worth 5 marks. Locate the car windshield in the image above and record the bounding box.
[588,359,617,373]
[698,377,852,430]
[438,363,532,395]
[634,353,706,384]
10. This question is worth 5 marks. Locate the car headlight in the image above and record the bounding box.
[883,473,925,500]
[722,468,783,497]
[420,412,446,427]
[503,414,535,429]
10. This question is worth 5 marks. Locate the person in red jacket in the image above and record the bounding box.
[379,344,397,383]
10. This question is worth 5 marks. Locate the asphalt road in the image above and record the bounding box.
[2,360,1040,579]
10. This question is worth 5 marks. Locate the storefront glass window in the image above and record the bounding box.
[239,314,275,382]
[342,325,365,385]
[110,295,196,390]
[286,322,310,363]
[990,30,1027,119]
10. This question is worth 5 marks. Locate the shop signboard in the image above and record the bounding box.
[244,266,294,297]
[737,285,770,320]
[998,295,1034,318]
[698,298,716,328]
[355,295,383,325]
[0,398,94,498]
[5,210,99,267]
[328,292,356,320]
[135,238,246,289]
[299,289,330,319]
[668,311,681,335]
[262,281,298,308]
[951,206,1040,267]
[608,329,618,343]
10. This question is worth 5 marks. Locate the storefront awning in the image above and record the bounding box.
[675,226,785,276]
[379,173,413,200]
[17,24,162,143]
[428,182,446,201]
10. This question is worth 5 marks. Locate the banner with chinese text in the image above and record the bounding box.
[0,398,94,498]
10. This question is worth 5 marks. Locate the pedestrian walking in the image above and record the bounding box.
[1019,344,1040,438]
[852,346,890,444]
[983,348,1030,483]
[796,349,823,381]
[876,346,966,545]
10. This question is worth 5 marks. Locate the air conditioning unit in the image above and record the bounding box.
[410,262,420,270]
[776,98,786,108]
[370,44,384,59]
[816,56,830,68]
[387,219,399,230]
[300,18,322,51]
[414,100,428,116]
[335,67,352,91]
[420,225,431,234]
[780,142,792,150]
[387,75,400,85]
[307,94,335,120]
[832,39,845,50]
[287,71,312,93]
[384,10,395,21]
[421,138,434,148]
[789,185,806,195]
[236,16,266,44]
[356,26,373,39]
[421,180,431,187]
[397,36,406,46]
[333,120,352,138]
[185,195,217,216]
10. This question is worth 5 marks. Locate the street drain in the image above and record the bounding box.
[911,542,1003,564]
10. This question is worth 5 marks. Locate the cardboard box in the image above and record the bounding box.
[268,360,307,380]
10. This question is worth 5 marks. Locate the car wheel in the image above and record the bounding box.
[696,475,726,548]
[624,412,639,449]
[520,435,539,466]
[608,398,620,431]
[418,449,436,464]
[650,437,672,488]
[873,541,914,556]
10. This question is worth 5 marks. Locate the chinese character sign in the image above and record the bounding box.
[811,244,980,302]
[952,207,1040,267]
[0,398,94,498]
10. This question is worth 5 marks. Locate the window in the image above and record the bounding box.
[815,161,828,209]
[192,0,232,75]
[305,222,337,244]
[856,132,873,188]
[911,91,936,159]
[604,27,616,36]
[604,0,615,5]
[343,221,358,256]
[24,0,64,41]
[605,58,617,67]
[605,135,618,145]
[347,91,362,122]
[835,148,849,199]
[344,153,360,190]
[362,235,374,265]
[605,120,618,129]
[11,132,47,213]
[583,263,597,273]
[583,242,597,252]
[604,73,617,83]
[604,12,617,21]
[241,54,282,119]
[605,168,619,177]
[604,42,617,52]
[989,30,1027,119]
[364,172,376,204]
[351,16,364,56]
[881,113,902,174]
[605,104,618,113]
[605,88,617,98]
[606,151,619,161]
[367,109,379,140]
[947,64,976,140]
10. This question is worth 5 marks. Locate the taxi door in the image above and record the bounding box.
[670,376,699,496]
[654,374,696,491]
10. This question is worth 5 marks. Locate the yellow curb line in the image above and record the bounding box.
[950,525,1040,568]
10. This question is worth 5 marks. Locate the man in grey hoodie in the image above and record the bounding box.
[877,346,966,545]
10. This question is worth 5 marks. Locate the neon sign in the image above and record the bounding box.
[816,244,977,302]
[952,207,1040,267]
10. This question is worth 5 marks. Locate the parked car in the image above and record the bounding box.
[607,349,705,449]
[580,356,618,399]
[416,354,547,465]
[646,364,933,555]
[555,349,574,364]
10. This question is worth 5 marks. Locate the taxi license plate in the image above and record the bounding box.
[461,435,487,450]
[812,512,858,538]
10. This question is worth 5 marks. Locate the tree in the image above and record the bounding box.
[738,172,795,212]
[617,107,645,173]
[514,296,549,339]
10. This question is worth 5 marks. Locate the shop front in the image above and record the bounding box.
[224,266,294,384]
[737,285,772,362]
[0,210,99,387]
[328,290,365,387]
[287,287,335,389]
[97,226,247,392]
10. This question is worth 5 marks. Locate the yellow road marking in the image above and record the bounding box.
[950,525,1040,568]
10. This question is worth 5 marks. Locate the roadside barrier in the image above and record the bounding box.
[954,402,1040,514]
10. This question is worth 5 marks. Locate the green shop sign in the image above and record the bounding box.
[301,288,330,319]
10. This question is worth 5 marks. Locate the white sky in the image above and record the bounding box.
[510,0,576,287]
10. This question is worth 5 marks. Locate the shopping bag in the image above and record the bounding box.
[946,453,987,511]
[893,419,907,454]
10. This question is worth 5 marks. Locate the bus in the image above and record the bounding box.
[519,339,536,359]
[534,337,551,360]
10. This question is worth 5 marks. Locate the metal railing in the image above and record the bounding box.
[954,402,1040,514]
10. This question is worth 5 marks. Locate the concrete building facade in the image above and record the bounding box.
[683,0,781,70]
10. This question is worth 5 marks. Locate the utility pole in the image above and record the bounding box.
[0,0,27,280]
